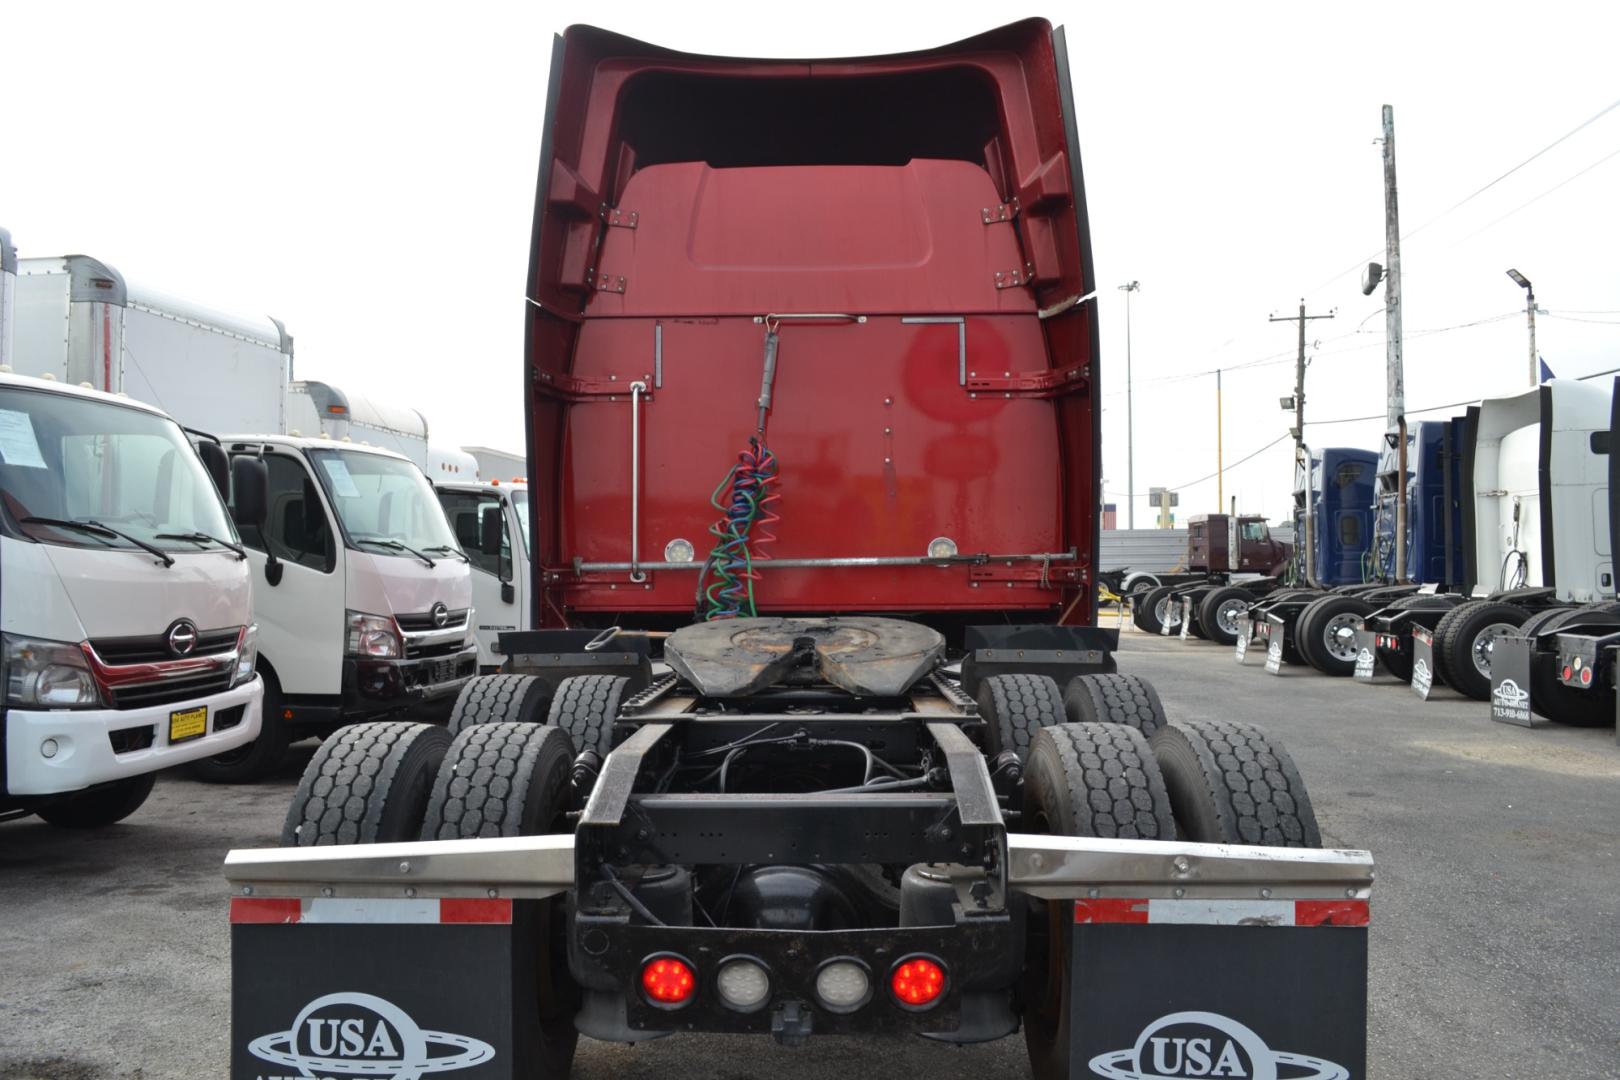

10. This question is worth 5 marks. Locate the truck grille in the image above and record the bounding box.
[90,627,239,664]
[395,608,469,633]
[107,669,234,710]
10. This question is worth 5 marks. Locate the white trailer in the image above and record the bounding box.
[0,372,266,825]
[462,445,526,483]
[12,255,292,433]
[434,479,531,670]
[0,228,15,369]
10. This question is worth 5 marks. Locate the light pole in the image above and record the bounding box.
[1119,281,1140,528]
[1506,268,1536,386]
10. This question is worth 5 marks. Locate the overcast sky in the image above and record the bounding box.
[5,1,1618,522]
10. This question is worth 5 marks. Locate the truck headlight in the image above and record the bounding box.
[233,624,259,687]
[2,634,101,709]
[345,611,402,659]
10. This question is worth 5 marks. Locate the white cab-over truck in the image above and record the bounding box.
[190,435,477,781]
[1,371,267,825]
[434,479,531,670]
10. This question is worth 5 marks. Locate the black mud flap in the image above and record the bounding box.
[1352,629,1379,680]
[231,897,537,1080]
[1489,635,1537,727]
[1069,899,1368,1079]
[1410,627,1437,699]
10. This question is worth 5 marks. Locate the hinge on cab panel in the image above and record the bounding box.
[981,198,1019,224]
[588,271,627,293]
[600,205,639,229]
[993,265,1035,290]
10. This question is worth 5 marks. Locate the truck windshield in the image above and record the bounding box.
[510,488,530,556]
[308,448,457,556]
[0,386,235,554]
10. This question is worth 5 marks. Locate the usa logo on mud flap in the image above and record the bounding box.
[1492,679,1530,707]
[248,991,494,1080]
[1090,1010,1349,1079]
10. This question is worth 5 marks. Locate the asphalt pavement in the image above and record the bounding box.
[2,625,1616,1079]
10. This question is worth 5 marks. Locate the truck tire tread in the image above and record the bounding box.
[1151,718,1321,847]
[422,722,575,839]
[546,675,628,758]
[1061,673,1166,739]
[1023,723,1176,840]
[1434,600,1529,700]
[447,674,552,736]
[281,720,452,846]
[978,674,1066,760]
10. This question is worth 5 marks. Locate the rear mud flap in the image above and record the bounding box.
[1352,629,1379,680]
[1234,620,1252,664]
[1068,900,1368,1079]
[1489,635,1537,727]
[230,897,535,1080]
[1410,627,1436,699]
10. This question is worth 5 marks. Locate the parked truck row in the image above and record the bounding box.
[1,233,534,816]
[1159,374,1620,736]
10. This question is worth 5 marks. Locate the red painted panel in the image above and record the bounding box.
[229,897,302,924]
[588,161,1034,317]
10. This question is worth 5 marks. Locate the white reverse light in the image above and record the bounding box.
[815,960,871,1011]
[715,959,770,1011]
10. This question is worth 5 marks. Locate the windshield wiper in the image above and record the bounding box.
[423,544,470,564]
[155,531,248,560]
[353,536,436,568]
[20,517,175,568]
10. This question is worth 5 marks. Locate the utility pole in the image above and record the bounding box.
[1507,268,1536,386]
[1216,368,1224,507]
[1119,281,1141,527]
[1383,104,1408,581]
[1271,300,1335,584]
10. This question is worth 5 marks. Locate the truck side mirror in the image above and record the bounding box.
[480,505,504,557]
[231,455,269,528]
[198,440,231,498]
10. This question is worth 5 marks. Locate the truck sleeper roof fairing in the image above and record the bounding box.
[525,20,1099,636]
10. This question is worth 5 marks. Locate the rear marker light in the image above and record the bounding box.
[715,958,770,1012]
[1563,665,1573,681]
[890,957,946,1008]
[1581,667,1593,685]
[641,957,696,1006]
[815,959,872,1012]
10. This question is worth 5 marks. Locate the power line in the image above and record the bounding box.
[1166,432,1291,493]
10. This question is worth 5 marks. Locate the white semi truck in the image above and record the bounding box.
[0,371,266,825]
[434,479,531,670]
[189,435,478,781]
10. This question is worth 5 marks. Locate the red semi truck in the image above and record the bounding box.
[225,21,1372,1079]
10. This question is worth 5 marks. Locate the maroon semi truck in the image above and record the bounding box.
[1123,513,1293,641]
[224,21,1371,1080]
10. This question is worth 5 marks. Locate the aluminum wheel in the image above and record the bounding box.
[1321,613,1362,663]
[1470,622,1519,678]
[1215,599,1249,637]
[1156,596,1182,629]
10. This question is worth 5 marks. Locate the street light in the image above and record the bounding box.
[1506,269,1537,386]
[1119,281,1140,528]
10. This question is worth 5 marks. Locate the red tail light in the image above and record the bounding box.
[1563,665,1573,681]
[1581,667,1593,685]
[890,957,946,1007]
[641,957,696,1005]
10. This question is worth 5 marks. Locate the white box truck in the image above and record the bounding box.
[0,371,266,825]
[189,435,478,781]
[13,254,292,433]
[462,445,526,483]
[0,229,16,369]
[288,377,476,482]
[434,479,530,670]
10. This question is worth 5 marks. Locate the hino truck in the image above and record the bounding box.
[1,371,266,825]
[223,21,1371,1080]
[186,435,478,781]
[434,478,531,670]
